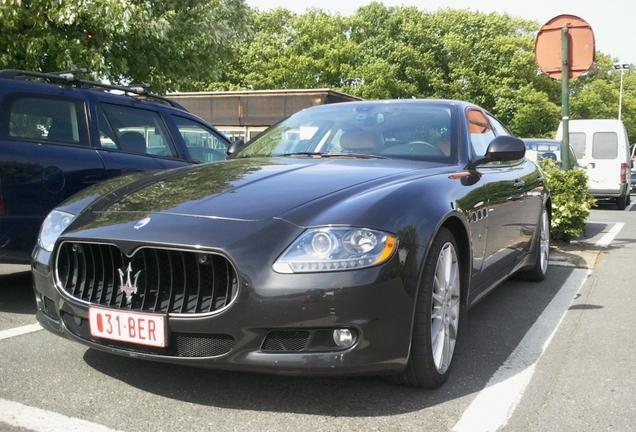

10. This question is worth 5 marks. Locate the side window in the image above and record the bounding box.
[486,114,512,137]
[467,109,495,156]
[98,103,177,157]
[4,96,88,146]
[171,115,229,162]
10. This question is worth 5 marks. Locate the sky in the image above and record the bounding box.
[245,0,636,65]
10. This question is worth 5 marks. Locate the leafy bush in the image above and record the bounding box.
[539,159,596,241]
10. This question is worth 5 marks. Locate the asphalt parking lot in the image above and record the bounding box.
[1,205,635,432]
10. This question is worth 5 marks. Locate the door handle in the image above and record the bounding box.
[514,180,525,189]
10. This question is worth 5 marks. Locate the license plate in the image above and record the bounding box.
[89,307,166,348]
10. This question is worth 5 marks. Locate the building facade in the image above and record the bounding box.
[166,89,362,142]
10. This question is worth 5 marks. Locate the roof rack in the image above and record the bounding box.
[0,69,187,111]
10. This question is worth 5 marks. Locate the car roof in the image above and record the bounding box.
[0,69,187,112]
[301,98,475,110]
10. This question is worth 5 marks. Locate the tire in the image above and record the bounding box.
[392,227,461,389]
[617,193,627,210]
[517,208,550,282]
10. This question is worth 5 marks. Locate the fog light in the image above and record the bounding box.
[333,328,354,348]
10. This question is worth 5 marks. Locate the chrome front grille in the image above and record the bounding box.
[56,242,238,314]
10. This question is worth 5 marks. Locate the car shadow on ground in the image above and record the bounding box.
[82,266,577,417]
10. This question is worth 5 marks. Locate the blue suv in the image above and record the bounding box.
[0,69,230,264]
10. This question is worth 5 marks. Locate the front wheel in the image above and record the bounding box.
[392,227,461,388]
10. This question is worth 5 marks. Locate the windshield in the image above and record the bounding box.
[234,102,457,164]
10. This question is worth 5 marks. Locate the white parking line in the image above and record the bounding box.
[0,326,122,432]
[0,398,124,432]
[0,323,42,341]
[594,222,624,247]
[452,268,591,432]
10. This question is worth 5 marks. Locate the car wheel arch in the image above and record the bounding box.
[391,219,470,388]
[439,216,471,337]
[411,214,472,326]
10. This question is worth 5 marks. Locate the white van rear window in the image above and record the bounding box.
[569,132,586,159]
[592,132,618,159]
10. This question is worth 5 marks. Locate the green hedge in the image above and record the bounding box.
[539,159,596,241]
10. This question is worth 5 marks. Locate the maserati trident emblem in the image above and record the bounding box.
[118,263,141,304]
[134,217,151,230]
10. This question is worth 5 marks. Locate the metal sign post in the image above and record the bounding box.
[561,28,571,170]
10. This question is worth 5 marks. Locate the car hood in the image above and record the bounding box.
[93,157,424,221]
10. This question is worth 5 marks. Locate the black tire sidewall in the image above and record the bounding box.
[400,227,459,389]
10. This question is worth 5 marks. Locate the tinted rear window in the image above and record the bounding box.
[4,96,88,145]
[592,132,618,159]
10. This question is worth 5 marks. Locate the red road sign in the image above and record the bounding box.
[535,15,595,79]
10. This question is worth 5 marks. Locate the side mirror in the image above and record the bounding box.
[227,138,245,155]
[473,136,526,166]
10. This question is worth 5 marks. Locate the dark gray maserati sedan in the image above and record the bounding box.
[32,99,550,388]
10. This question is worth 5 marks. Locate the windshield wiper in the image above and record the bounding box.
[279,152,325,157]
[279,152,386,159]
[321,152,387,159]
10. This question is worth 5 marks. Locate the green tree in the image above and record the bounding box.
[206,4,634,141]
[0,0,252,92]
[344,3,436,99]
[570,80,620,120]
[201,7,356,91]
[495,85,561,137]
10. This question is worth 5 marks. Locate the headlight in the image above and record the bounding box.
[38,210,75,252]
[272,227,397,274]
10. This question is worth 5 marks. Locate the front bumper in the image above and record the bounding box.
[32,245,418,376]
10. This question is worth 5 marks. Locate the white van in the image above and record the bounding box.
[556,119,632,210]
